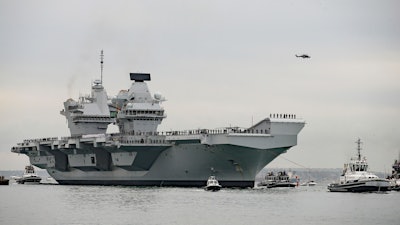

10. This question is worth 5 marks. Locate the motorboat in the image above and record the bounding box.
[258,171,298,188]
[205,176,222,191]
[16,165,42,184]
[301,180,317,186]
[328,139,390,192]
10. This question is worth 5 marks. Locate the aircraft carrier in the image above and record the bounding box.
[11,55,305,187]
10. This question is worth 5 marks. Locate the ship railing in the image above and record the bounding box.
[161,127,270,136]
[118,138,169,145]
[121,114,166,119]
[108,127,270,139]
[122,110,165,116]
[107,133,168,144]
[17,127,270,147]
[72,115,115,122]
[109,131,161,137]
[21,137,58,144]
[269,113,297,119]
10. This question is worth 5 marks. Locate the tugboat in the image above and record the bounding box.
[258,171,297,188]
[388,155,400,191]
[16,165,42,184]
[328,139,390,192]
[205,176,222,191]
[0,176,9,185]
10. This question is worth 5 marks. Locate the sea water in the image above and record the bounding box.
[1,183,399,225]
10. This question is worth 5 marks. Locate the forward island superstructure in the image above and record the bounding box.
[11,57,305,187]
[60,79,115,136]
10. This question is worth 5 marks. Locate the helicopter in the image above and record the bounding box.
[295,54,310,58]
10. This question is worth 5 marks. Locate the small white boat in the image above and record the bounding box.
[328,139,390,192]
[16,165,42,184]
[301,180,317,186]
[205,176,222,191]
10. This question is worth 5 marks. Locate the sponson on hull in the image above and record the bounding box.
[328,139,390,192]
[11,53,305,188]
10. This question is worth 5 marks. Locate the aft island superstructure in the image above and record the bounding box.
[11,61,305,187]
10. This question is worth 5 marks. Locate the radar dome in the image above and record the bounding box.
[154,92,164,101]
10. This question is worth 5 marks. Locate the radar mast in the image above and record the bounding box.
[100,50,104,85]
[356,138,362,160]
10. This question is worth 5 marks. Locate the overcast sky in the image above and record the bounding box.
[1,0,399,172]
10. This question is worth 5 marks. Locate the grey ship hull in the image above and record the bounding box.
[13,118,305,188]
[49,144,289,187]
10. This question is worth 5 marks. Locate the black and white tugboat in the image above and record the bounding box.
[328,139,390,192]
[258,171,297,188]
[205,176,222,191]
[16,165,42,184]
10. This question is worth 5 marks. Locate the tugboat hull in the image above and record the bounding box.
[205,186,221,191]
[265,183,296,188]
[328,180,390,192]
[17,177,42,185]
